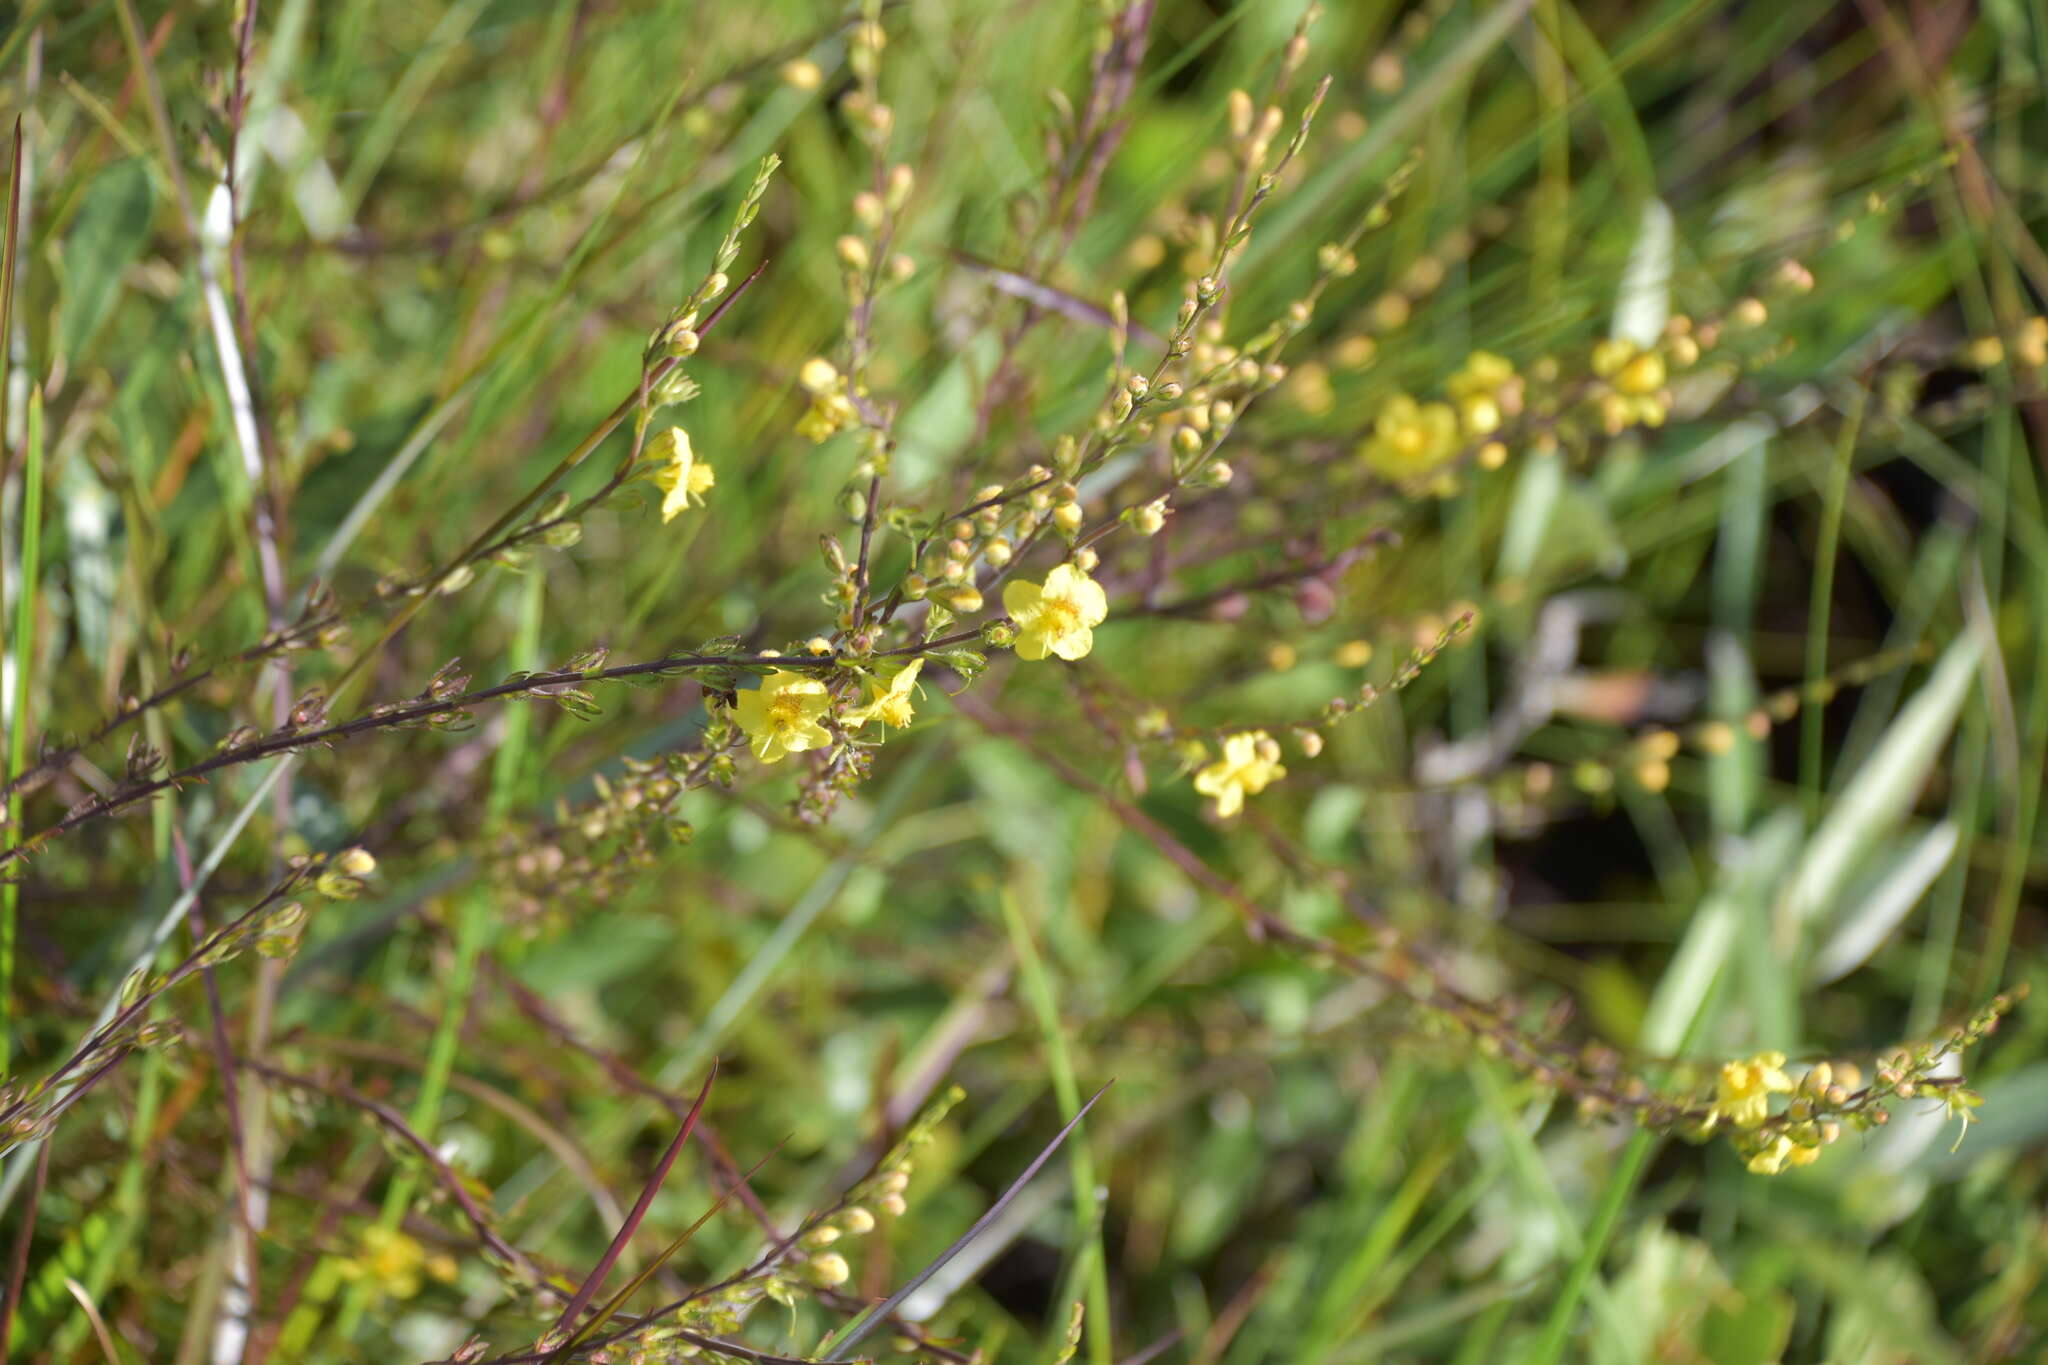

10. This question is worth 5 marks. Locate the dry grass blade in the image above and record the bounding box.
[547,1062,718,1341]
[541,1140,786,1363]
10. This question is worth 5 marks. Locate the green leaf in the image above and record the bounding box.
[1611,199,1674,348]
[1702,1286,1794,1365]
[1784,633,1982,932]
[58,159,154,363]
[1807,820,1958,985]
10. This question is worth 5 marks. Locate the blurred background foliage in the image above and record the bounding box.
[2,0,2047,1360]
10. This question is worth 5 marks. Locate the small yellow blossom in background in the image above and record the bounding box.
[2016,316,2048,368]
[796,357,859,443]
[1126,233,1167,270]
[1194,730,1287,817]
[1335,638,1374,668]
[1745,1133,1821,1175]
[1444,352,1518,438]
[336,1226,456,1301]
[1711,1051,1792,1129]
[649,426,715,522]
[1446,350,1515,401]
[732,670,832,762]
[1003,563,1107,661]
[1284,361,1335,415]
[1590,338,1669,431]
[1591,337,1637,378]
[846,659,924,730]
[1359,393,1459,480]
[1333,333,1377,370]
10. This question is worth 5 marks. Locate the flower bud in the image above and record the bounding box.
[1053,434,1081,478]
[800,357,841,393]
[1228,89,1254,139]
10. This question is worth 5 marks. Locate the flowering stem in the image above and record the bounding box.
[323,261,768,715]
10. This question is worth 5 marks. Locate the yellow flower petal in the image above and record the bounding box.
[733,671,831,763]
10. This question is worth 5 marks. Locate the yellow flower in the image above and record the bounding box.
[1193,731,1287,817]
[1712,1051,1792,1129]
[1744,1133,1821,1175]
[796,357,859,443]
[1614,351,1666,397]
[650,426,715,521]
[731,670,832,762]
[1359,393,1460,480]
[1002,563,1107,662]
[340,1226,431,1300]
[1591,337,1637,377]
[1446,350,1514,401]
[845,659,924,730]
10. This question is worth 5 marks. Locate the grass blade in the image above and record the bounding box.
[550,1064,719,1340]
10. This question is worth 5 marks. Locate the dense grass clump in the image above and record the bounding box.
[1,2,2045,1361]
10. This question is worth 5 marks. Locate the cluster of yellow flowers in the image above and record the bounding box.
[1358,393,1459,480]
[1701,1051,1867,1175]
[1358,350,1519,482]
[722,545,1308,819]
[795,356,860,443]
[1589,337,1671,432]
[336,1225,457,1301]
[729,563,1108,764]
